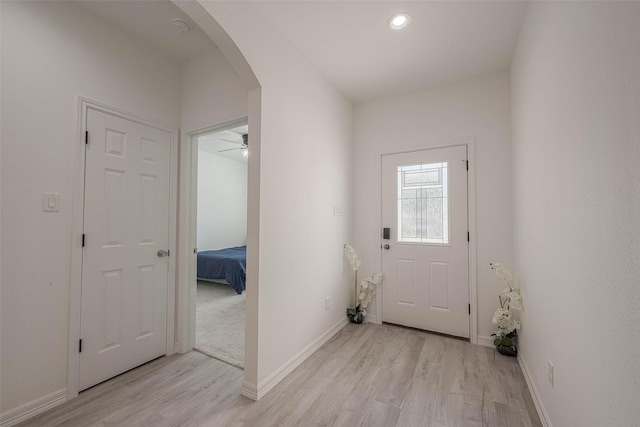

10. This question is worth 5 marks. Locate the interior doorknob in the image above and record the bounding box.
[383,244,390,250]
[157,249,169,257]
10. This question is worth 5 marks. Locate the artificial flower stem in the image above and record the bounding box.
[354,270,358,308]
[504,280,513,292]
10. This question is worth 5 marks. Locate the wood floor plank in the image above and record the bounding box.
[360,400,400,427]
[395,330,446,426]
[17,323,542,427]
[294,324,406,426]
[332,367,382,427]
[228,328,373,427]
[372,329,424,408]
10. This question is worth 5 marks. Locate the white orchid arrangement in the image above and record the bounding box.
[344,245,382,323]
[357,272,383,316]
[344,244,361,305]
[490,262,522,355]
[344,244,361,271]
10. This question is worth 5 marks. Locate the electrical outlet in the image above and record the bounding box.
[325,297,331,310]
[548,360,554,387]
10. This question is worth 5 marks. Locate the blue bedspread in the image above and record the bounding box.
[197,246,246,294]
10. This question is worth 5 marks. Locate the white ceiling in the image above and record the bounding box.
[73,0,215,64]
[252,1,527,103]
[198,125,249,163]
[73,0,526,103]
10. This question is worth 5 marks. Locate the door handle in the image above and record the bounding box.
[383,244,390,250]
[157,250,169,257]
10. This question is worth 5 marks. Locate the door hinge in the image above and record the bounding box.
[82,234,86,247]
[468,304,471,315]
[467,231,470,242]
[466,160,469,171]
[79,339,83,353]
[85,131,89,145]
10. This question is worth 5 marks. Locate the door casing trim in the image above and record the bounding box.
[175,117,248,355]
[67,97,179,399]
[377,138,478,344]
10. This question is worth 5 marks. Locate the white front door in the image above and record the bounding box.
[381,146,469,338]
[80,108,171,391]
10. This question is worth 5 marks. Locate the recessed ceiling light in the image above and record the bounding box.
[388,13,411,30]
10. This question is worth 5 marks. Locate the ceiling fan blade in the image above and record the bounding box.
[220,138,243,145]
[218,147,242,153]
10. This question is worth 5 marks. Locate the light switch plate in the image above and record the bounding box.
[43,193,60,212]
[333,205,343,216]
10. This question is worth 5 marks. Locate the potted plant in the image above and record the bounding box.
[344,245,383,323]
[346,272,383,323]
[490,262,523,357]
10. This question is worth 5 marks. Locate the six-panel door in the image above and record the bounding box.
[80,109,171,390]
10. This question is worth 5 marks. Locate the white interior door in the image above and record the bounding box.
[381,146,469,338]
[80,108,171,390]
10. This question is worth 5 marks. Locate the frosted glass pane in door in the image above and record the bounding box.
[397,162,449,244]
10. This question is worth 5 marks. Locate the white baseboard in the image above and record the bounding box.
[477,335,495,348]
[364,313,380,324]
[241,380,259,401]
[241,317,349,401]
[517,353,552,427]
[0,388,67,427]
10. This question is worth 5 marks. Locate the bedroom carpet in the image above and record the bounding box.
[195,280,245,368]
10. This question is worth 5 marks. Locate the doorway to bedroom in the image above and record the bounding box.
[194,122,248,368]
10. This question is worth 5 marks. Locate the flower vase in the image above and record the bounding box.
[496,345,517,357]
[346,307,365,324]
[351,312,364,324]
[495,333,517,357]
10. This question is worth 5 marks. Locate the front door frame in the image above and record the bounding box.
[67,97,179,399]
[377,138,478,344]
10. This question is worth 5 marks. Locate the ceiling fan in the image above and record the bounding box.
[218,133,249,157]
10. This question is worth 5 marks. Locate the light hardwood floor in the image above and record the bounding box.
[19,323,541,427]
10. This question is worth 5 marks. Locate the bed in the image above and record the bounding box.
[197,246,246,294]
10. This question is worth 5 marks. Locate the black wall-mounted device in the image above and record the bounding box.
[383,228,390,240]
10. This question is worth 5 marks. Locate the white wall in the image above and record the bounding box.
[511,3,640,426]
[0,1,181,413]
[353,71,513,339]
[181,47,248,133]
[197,151,247,251]
[197,2,354,391]
[180,46,248,254]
